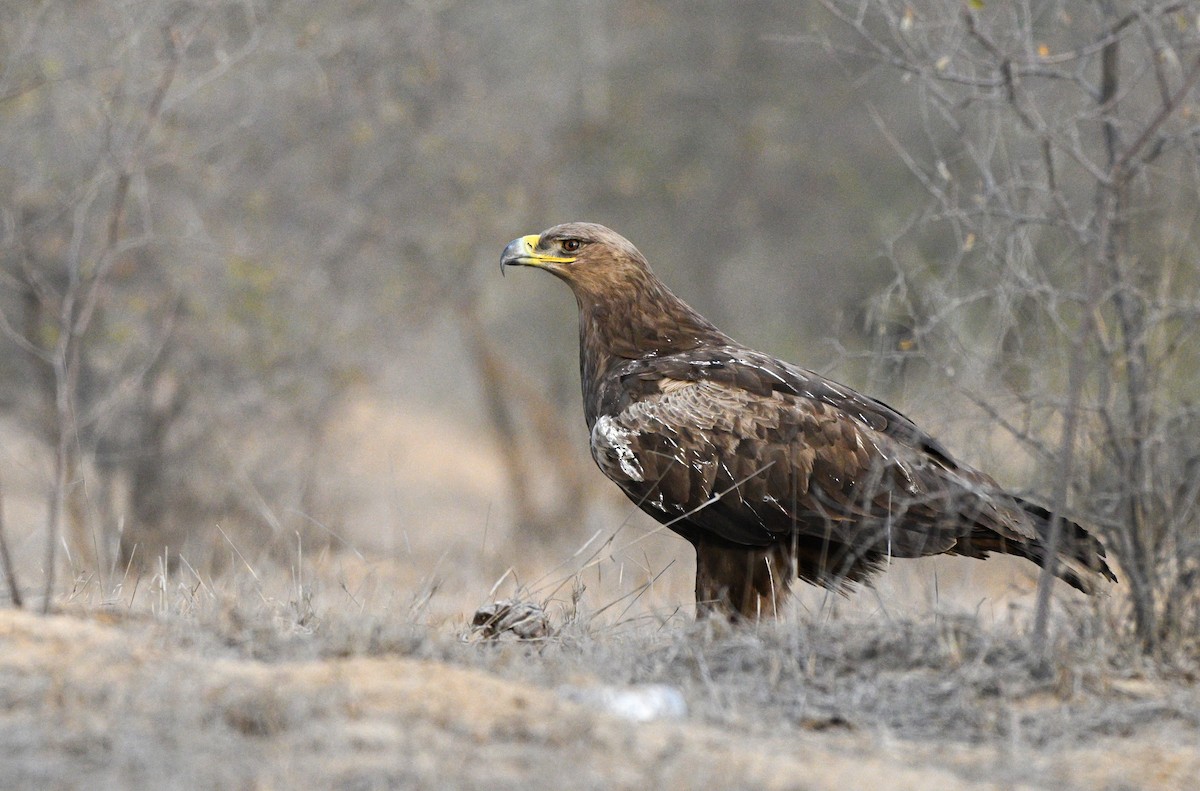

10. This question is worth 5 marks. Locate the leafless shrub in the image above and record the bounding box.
[815,0,1200,652]
[0,2,364,597]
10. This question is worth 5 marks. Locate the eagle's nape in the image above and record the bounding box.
[502,222,1117,620]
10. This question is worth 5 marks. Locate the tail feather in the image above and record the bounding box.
[959,498,1117,593]
[1011,497,1118,592]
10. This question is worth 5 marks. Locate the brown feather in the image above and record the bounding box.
[503,223,1117,619]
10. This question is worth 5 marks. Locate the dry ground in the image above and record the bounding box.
[1,582,1197,791]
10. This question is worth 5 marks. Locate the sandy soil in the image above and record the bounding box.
[2,608,1196,791]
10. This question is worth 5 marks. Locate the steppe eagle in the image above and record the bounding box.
[500,223,1115,619]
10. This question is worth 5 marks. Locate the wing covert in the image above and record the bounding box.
[594,365,1035,558]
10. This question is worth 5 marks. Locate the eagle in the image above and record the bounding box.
[500,222,1116,619]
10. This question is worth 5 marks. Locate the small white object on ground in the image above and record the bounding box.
[558,684,688,723]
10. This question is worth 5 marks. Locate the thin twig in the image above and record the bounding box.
[0,474,23,608]
[1112,52,1200,182]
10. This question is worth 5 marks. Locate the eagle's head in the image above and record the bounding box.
[499,222,651,296]
[501,221,727,366]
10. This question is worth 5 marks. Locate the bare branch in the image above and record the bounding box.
[0,473,23,608]
[1113,52,1200,183]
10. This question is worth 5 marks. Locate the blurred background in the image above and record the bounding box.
[1,1,1196,636]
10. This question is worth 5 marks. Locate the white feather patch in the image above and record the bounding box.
[592,415,645,482]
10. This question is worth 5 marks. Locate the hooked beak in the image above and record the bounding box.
[499,234,575,275]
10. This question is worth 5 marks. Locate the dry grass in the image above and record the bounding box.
[2,540,1197,790]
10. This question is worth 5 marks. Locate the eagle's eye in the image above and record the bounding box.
[562,238,582,253]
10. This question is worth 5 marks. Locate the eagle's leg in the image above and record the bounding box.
[693,540,792,620]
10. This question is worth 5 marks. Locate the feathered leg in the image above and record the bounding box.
[693,540,793,620]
